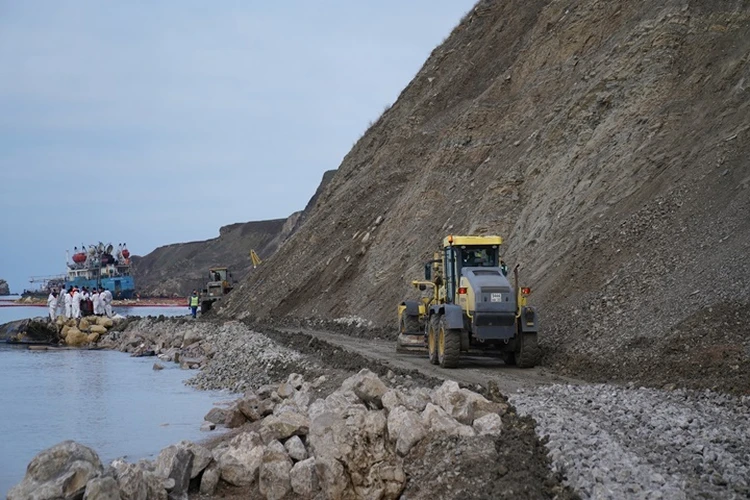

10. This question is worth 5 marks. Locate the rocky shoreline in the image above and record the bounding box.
[9,317,569,499]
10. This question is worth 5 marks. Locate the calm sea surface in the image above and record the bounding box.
[0,297,230,496]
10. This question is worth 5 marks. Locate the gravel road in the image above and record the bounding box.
[511,385,750,499]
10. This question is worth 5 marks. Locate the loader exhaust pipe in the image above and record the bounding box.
[513,264,521,319]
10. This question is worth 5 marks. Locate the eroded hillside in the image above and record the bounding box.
[223,0,750,390]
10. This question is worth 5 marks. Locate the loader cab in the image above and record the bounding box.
[209,268,228,282]
[206,267,233,297]
[441,235,503,304]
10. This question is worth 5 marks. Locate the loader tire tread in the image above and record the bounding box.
[439,317,461,369]
[516,332,540,368]
[428,315,440,365]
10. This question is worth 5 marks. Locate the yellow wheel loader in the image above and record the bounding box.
[397,235,539,368]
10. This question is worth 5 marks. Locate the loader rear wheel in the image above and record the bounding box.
[427,315,440,365]
[438,316,461,368]
[516,332,540,368]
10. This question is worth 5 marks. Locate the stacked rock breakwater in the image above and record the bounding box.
[10,318,569,499]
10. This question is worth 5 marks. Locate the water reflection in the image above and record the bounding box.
[0,346,228,496]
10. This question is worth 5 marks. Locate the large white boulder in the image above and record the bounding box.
[308,390,405,499]
[7,441,103,500]
[387,406,427,456]
[341,369,388,409]
[258,441,293,500]
[290,457,319,498]
[473,413,504,436]
[260,411,310,442]
[422,403,475,437]
[214,432,265,487]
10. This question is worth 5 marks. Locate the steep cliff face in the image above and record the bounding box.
[0,279,10,296]
[222,0,750,387]
[132,170,336,296]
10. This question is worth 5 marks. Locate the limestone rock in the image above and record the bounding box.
[342,369,388,409]
[204,407,227,425]
[199,463,220,495]
[290,457,319,498]
[473,413,504,436]
[65,328,90,347]
[111,461,148,500]
[284,435,308,461]
[79,318,91,330]
[237,394,263,422]
[154,443,203,485]
[387,406,427,456]
[83,476,121,500]
[287,372,305,389]
[259,444,293,500]
[181,329,201,347]
[8,440,103,500]
[260,411,310,442]
[432,380,502,424]
[89,324,108,334]
[422,403,475,437]
[277,381,296,399]
[87,332,101,343]
[179,441,213,478]
[224,405,247,428]
[382,388,430,413]
[97,317,114,328]
[165,448,193,500]
[214,432,264,487]
[309,392,404,499]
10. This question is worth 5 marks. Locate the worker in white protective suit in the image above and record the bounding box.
[91,289,101,315]
[71,287,82,319]
[64,288,73,319]
[47,291,58,321]
[101,288,113,318]
[56,288,65,316]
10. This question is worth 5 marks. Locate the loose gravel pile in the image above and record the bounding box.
[187,322,314,392]
[511,384,750,499]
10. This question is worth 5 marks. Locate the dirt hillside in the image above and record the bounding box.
[222,0,750,391]
[132,170,336,297]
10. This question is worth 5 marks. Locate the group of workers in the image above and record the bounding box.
[46,286,114,321]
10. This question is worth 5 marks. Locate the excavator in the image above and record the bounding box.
[397,235,539,368]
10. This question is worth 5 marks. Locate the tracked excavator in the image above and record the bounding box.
[397,235,540,368]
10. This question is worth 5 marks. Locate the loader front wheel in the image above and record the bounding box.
[438,316,461,368]
[427,315,440,365]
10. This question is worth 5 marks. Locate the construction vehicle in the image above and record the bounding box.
[249,249,262,268]
[201,267,235,313]
[397,235,539,368]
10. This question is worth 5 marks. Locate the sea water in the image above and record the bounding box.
[0,298,230,495]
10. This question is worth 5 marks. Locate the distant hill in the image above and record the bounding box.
[131,170,336,297]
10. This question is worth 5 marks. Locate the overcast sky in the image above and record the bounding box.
[0,1,475,293]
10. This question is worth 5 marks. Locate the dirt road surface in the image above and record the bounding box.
[284,328,581,394]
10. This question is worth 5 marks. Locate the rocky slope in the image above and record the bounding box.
[222,0,750,392]
[0,279,9,295]
[131,170,336,297]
